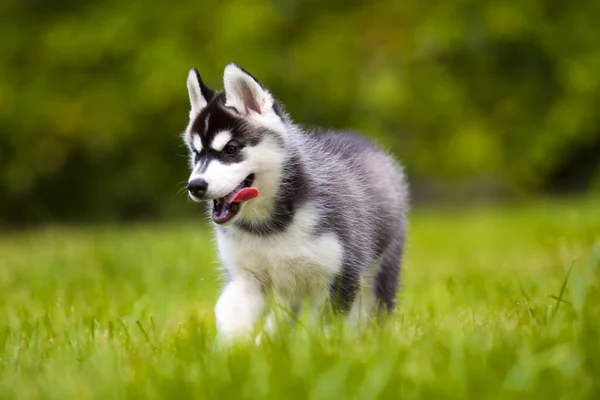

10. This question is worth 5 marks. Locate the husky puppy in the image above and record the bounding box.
[183,64,408,341]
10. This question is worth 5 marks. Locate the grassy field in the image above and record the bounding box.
[1,197,599,399]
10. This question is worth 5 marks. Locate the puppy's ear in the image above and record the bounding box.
[187,68,215,118]
[223,63,273,115]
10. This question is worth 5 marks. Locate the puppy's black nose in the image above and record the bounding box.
[188,179,208,198]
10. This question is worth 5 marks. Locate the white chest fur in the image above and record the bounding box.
[215,205,343,302]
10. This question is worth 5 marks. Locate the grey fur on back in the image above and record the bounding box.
[229,120,409,313]
[296,130,408,312]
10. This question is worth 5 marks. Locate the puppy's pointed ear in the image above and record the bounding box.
[223,63,273,115]
[187,68,214,118]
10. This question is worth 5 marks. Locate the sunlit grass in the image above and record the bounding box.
[1,197,599,399]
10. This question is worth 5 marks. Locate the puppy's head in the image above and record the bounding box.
[183,64,287,224]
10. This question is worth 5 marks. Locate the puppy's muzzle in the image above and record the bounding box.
[188,179,208,199]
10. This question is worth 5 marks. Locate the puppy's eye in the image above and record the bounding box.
[193,151,200,163]
[224,143,238,155]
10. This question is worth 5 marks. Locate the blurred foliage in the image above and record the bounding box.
[1,0,599,224]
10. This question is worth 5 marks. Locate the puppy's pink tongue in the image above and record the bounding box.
[232,188,259,203]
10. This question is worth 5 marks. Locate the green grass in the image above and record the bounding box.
[1,197,599,399]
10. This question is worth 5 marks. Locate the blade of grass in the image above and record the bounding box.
[553,260,575,316]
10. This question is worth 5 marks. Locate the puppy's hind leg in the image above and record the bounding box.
[374,236,404,315]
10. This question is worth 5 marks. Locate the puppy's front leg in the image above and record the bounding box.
[215,274,265,342]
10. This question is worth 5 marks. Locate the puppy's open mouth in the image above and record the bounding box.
[212,174,258,224]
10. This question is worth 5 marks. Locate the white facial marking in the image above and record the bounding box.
[211,131,233,152]
[192,134,202,153]
[191,159,203,176]
[192,159,248,199]
[234,135,286,221]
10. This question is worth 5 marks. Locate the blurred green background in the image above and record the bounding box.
[1,0,599,226]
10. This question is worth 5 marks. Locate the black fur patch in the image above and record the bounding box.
[188,92,262,168]
[192,68,216,104]
[328,270,360,313]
